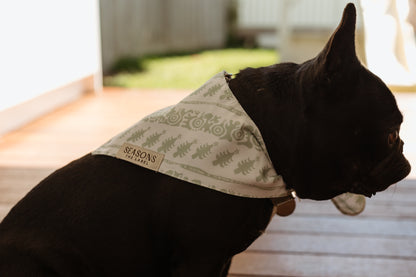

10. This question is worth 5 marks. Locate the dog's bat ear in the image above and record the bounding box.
[317,3,359,73]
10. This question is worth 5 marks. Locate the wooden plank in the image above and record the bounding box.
[0,205,11,222]
[282,179,416,219]
[249,233,416,259]
[367,190,416,203]
[0,191,31,205]
[229,252,416,277]
[228,275,278,277]
[294,199,416,219]
[1,88,415,277]
[0,167,54,205]
[267,215,416,238]
[386,178,416,188]
[0,167,54,185]
[0,89,189,168]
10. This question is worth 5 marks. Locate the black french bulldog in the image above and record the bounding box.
[0,3,411,276]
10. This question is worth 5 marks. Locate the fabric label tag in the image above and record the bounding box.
[116,143,164,171]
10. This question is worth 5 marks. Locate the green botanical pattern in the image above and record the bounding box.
[127,127,151,142]
[142,131,166,148]
[173,140,197,158]
[164,170,186,180]
[93,72,286,199]
[219,88,235,101]
[234,158,256,175]
[157,135,181,153]
[203,83,222,97]
[181,101,245,116]
[143,106,263,150]
[191,142,218,159]
[256,166,273,182]
[162,159,263,187]
[212,149,239,167]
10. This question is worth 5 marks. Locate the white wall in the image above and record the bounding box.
[0,0,102,134]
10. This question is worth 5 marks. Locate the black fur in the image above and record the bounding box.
[0,3,411,276]
[1,154,272,276]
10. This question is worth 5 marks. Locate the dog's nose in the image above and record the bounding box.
[398,138,404,152]
[388,130,399,147]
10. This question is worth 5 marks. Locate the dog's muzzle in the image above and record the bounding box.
[351,139,411,197]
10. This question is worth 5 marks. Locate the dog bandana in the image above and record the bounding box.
[92,72,365,214]
[93,72,288,198]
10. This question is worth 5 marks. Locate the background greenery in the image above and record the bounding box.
[104,48,278,89]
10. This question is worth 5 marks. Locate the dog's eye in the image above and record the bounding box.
[388,130,399,146]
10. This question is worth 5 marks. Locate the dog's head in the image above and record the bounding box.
[290,3,411,199]
[230,3,411,201]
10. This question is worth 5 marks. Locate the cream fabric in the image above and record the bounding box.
[92,71,365,215]
[93,72,289,198]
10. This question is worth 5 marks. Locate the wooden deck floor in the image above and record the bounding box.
[0,88,415,277]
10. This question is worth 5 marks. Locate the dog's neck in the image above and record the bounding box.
[228,64,303,190]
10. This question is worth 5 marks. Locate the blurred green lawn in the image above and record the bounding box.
[104,48,278,89]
